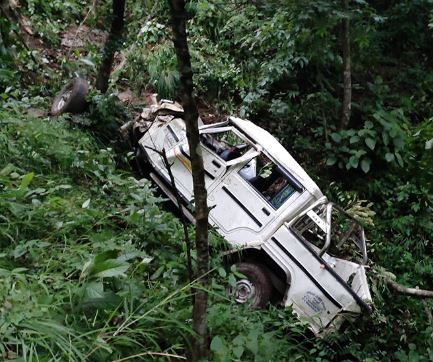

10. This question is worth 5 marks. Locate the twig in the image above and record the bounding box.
[67,0,97,58]
[144,144,195,287]
[111,1,158,75]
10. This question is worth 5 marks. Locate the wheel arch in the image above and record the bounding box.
[222,247,290,297]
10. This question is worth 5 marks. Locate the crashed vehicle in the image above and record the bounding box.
[126,100,372,334]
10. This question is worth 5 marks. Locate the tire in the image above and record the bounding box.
[51,78,89,116]
[133,146,152,176]
[228,262,272,309]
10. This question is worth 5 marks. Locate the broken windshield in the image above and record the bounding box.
[291,202,368,264]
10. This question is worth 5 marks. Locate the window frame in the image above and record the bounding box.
[199,126,257,165]
[238,151,304,210]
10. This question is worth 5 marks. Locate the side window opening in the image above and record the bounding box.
[239,154,297,209]
[200,130,249,161]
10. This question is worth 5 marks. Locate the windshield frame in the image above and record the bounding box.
[288,198,368,265]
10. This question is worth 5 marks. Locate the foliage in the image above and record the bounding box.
[0,112,193,360]
[326,108,410,173]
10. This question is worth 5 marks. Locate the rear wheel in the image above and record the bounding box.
[228,262,272,308]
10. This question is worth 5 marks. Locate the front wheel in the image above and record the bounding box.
[228,262,272,309]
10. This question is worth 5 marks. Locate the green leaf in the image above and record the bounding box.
[210,336,228,356]
[228,274,236,287]
[346,155,359,169]
[233,346,244,358]
[393,137,405,149]
[83,281,104,299]
[326,156,337,166]
[19,172,34,190]
[91,259,129,278]
[385,153,395,162]
[350,135,360,144]
[0,163,15,176]
[382,131,390,146]
[217,267,227,278]
[361,158,371,173]
[365,137,376,150]
[246,329,259,355]
[82,198,91,208]
[395,152,404,167]
[330,132,342,143]
[364,120,374,129]
[150,265,165,280]
[81,250,130,279]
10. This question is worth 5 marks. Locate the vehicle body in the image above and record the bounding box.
[128,100,372,334]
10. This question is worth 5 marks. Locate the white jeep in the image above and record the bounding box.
[127,100,372,334]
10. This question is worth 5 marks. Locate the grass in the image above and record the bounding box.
[0,112,194,360]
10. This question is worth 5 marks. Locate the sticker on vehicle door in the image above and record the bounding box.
[302,291,326,313]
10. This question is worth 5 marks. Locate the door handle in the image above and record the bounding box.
[212,160,221,168]
[262,208,270,216]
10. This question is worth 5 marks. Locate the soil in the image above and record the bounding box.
[60,25,107,49]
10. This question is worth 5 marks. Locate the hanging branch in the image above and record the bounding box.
[145,145,194,287]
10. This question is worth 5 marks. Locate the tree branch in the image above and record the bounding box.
[147,145,194,287]
[386,279,433,298]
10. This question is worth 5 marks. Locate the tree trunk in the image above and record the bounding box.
[168,1,210,360]
[340,0,351,130]
[95,0,126,94]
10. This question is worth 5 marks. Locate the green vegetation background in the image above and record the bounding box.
[1,0,433,361]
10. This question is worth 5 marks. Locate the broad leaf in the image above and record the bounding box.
[365,137,376,150]
[385,153,395,162]
[361,158,371,173]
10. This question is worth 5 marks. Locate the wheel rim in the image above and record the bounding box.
[56,89,72,111]
[231,279,256,303]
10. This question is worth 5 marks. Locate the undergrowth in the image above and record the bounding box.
[0,112,193,360]
[0,111,328,361]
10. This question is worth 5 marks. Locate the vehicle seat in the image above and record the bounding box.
[220,147,241,161]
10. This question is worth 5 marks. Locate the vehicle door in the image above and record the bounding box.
[140,117,196,201]
[208,147,304,245]
[148,122,249,202]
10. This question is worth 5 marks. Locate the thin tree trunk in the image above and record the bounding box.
[95,0,126,93]
[340,0,351,130]
[168,1,210,360]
